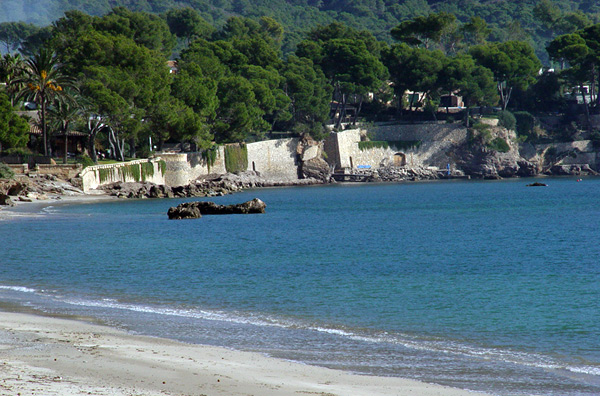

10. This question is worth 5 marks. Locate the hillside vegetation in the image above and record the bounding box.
[2,1,600,165]
[1,0,600,60]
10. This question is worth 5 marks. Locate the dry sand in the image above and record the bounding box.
[0,311,492,396]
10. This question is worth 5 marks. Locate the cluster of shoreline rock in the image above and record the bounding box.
[0,174,85,206]
[2,127,600,209]
[98,171,327,199]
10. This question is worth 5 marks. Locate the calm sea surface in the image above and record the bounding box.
[1,178,600,395]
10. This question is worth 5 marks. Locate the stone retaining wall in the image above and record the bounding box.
[5,164,28,174]
[160,138,302,187]
[160,149,227,187]
[325,124,468,171]
[369,122,466,142]
[37,164,83,180]
[80,158,166,192]
[246,138,300,181]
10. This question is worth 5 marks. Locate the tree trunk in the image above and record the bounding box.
[63,131,68,164]
[352,95,363,125]
[108,126,125,162]
[498,82,513,111]
[331,83,341,126]
[118,138,125,161]
[107,127,117,160]
[597,67,600,107]
[580,84,592,134]
[129,137,136,158]
[335,93,347,130]
[88,136,97,163]
[41,98,48,157]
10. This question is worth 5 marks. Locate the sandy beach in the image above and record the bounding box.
[0,192,118,221]
[2,191,490,396]
[1,186,497,396]
[0,310,492,396]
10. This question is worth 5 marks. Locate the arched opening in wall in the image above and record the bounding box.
[349,156,353,168]
[252,161,256,172]
[394,152,406,166]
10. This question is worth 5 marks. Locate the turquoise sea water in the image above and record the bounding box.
[1,178,600,395]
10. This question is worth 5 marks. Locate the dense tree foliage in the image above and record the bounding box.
[470,41,542,110]
[297,23,387,127]
[4,2,600,161]
[0,93,29,151]
[2,0,600,62]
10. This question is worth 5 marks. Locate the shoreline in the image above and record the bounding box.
[0,192,120,221]
[2,178,598,395]
[0,185,493,396]
[0,309,491,396]
[2,172,595,221]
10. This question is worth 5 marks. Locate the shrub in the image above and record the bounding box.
[488,137,510,153]
[0,163,15,179]
[497,110,516,130]
[471,123,492,141]
[388,140,421,150]
[140,161,155,181]
[224,143,248,174]
[201,145,218,171]
[358,141,389,151]
[97,168,112,183]
[158,160,166,175]
[513,111,535,139]
[118,163,141,182]
[3,147,32,156]
[76,155,95,168]
[591,131,600,149]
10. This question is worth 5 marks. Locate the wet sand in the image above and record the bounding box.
[0,311,491,396]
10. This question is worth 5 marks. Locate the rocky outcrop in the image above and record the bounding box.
[301,157,331,181]
[450,126,538,179]
[297,134,332,182]
[1,174,83,202]
[546,164,599,176]
[0,193,14,206]
[6,181,27,196]
[377,165,446,181]
[167,198,266,219]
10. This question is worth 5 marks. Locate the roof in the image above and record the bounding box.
[29,125,87,137]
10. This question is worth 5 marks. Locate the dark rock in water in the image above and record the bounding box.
[168,198,266,219]
[167,204,203,219]
[0,193,14,206]
[526,182,547,187]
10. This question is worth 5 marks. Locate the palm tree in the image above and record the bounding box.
[14,48,73,157]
